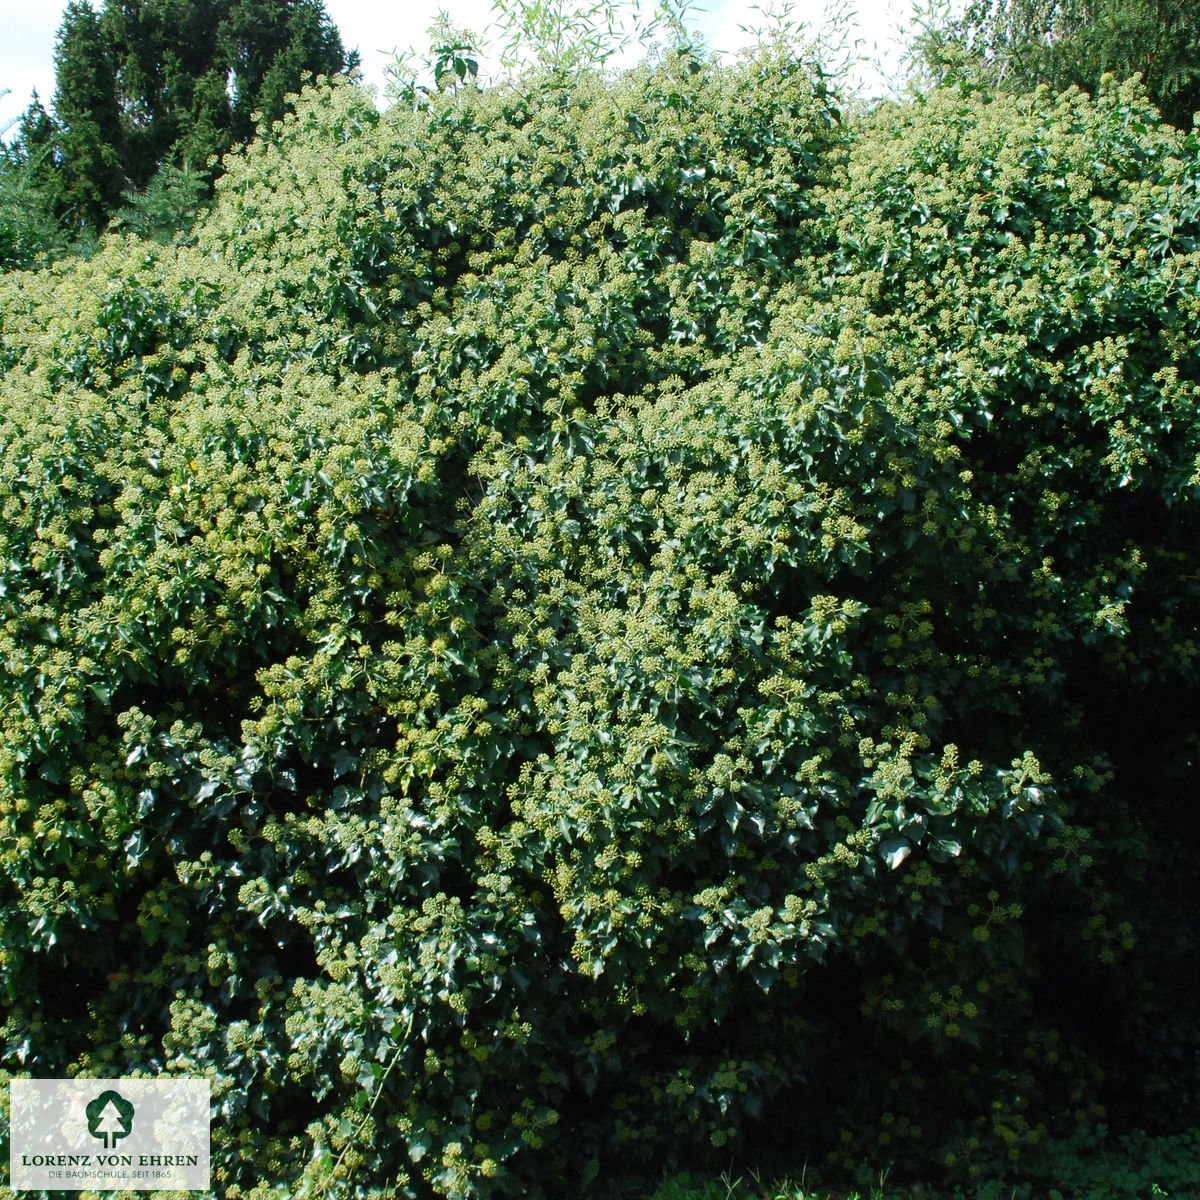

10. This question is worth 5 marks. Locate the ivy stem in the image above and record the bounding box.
[314,1025,409,1197]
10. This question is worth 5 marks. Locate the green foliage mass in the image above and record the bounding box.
[1,55,1200,1199]
[0,146,69,272]
[918,0,1200,131]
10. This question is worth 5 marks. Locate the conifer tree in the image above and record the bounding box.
[218,0,352,144]
[0,93,67,268]
[52,0,125,229]
[99,0,229,187]
[13,0,353,236]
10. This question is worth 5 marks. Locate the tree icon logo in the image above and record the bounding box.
[85,1089,135,1148]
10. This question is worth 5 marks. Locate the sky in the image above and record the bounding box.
[0,0,940,132]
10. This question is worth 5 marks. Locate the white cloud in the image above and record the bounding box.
[1,6,66,119]
[327,0,499,97]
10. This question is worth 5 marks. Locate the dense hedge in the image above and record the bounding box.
[2,53,1199,1199]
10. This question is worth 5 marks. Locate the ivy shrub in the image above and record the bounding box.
[1,56,1198,1200]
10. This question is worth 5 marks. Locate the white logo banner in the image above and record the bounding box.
[9,1078,210,1191]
